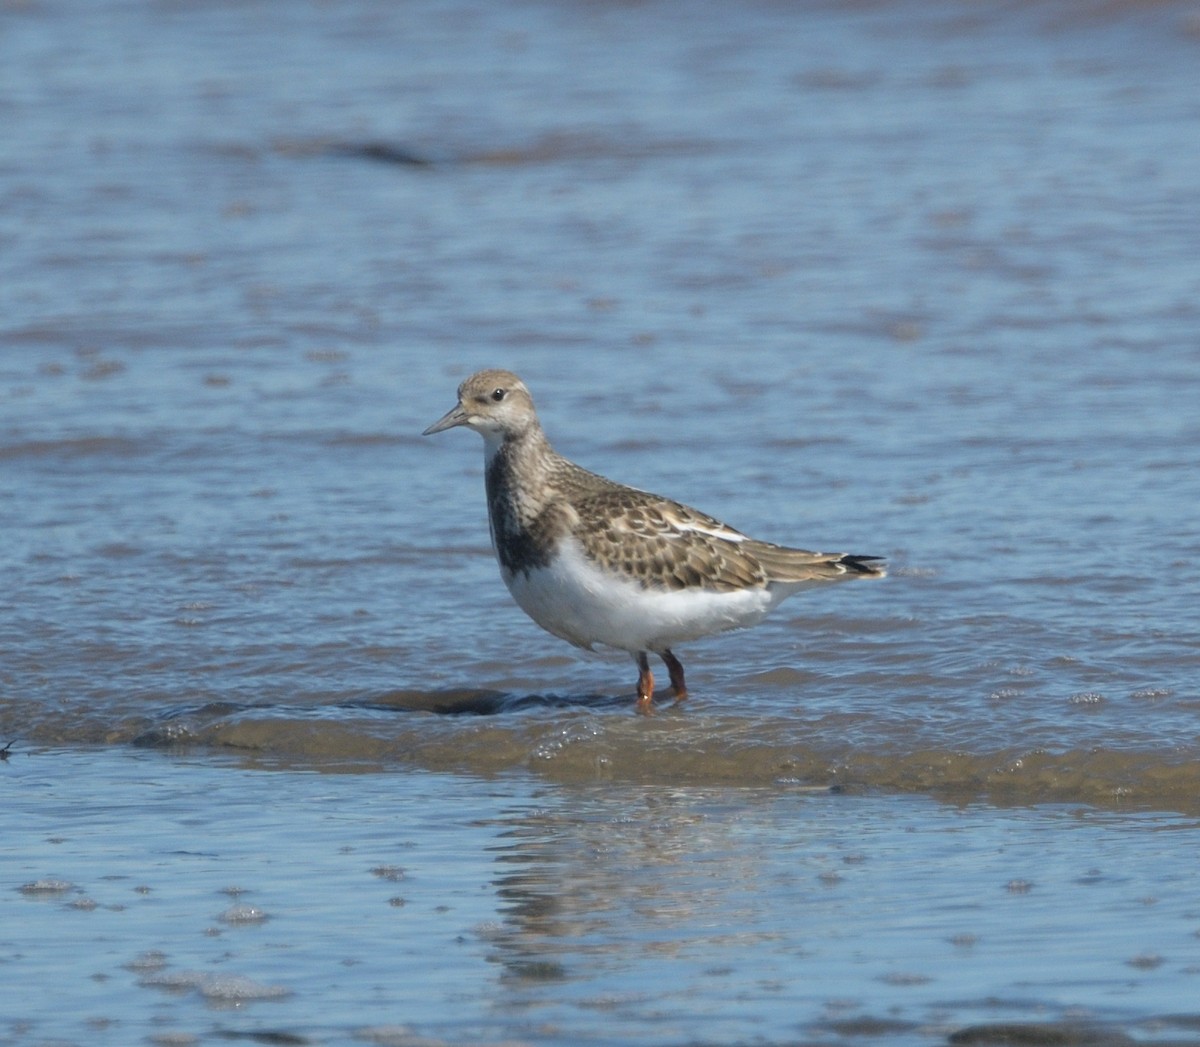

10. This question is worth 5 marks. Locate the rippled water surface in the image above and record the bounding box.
[4,0,1200,1042]
[7,748,1200,1047]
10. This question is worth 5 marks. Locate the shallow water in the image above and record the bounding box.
[3,0,1200,1041]
[6,747,1200,1047]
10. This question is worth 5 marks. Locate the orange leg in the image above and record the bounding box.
[661,649,688,704]
[635,652,655,715]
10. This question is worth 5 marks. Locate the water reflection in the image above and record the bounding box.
[472,787,1200,1041]
[483,790,783,986]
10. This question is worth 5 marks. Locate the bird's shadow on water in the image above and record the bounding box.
[348,688,632,717]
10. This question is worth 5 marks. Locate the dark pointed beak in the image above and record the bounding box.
[422,402,470,436]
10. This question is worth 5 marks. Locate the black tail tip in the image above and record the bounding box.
[842,554,886,576]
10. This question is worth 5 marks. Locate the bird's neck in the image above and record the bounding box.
[482,422,552,477]
[483,425,559,574]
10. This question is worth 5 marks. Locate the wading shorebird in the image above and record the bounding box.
[423,370,884,714]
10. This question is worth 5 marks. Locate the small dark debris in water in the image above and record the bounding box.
[1005,879,1034,894]
[370,865,405,882]
[0,740,13,759]
[327,141,433,167]
[948,1024,1135,1046]
[213,1031,311,1045]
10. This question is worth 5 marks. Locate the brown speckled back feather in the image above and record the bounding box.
[572,488,767,592]
[570,483,883,592]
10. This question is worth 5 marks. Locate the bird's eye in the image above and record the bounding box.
[490,388,506,402]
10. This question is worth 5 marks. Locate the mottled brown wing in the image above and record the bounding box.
[570,488,769,592]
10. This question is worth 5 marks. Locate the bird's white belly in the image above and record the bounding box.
[502,538,777,653]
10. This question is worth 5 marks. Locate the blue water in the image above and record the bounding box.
[6,748,1200,1047]
[3,0,1200,1042]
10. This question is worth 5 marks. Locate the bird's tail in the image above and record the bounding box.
[747,542,887,584]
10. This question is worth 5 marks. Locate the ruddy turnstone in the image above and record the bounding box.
[423,369,884,714]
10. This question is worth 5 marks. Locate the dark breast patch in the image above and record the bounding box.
[486,449,568,576]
